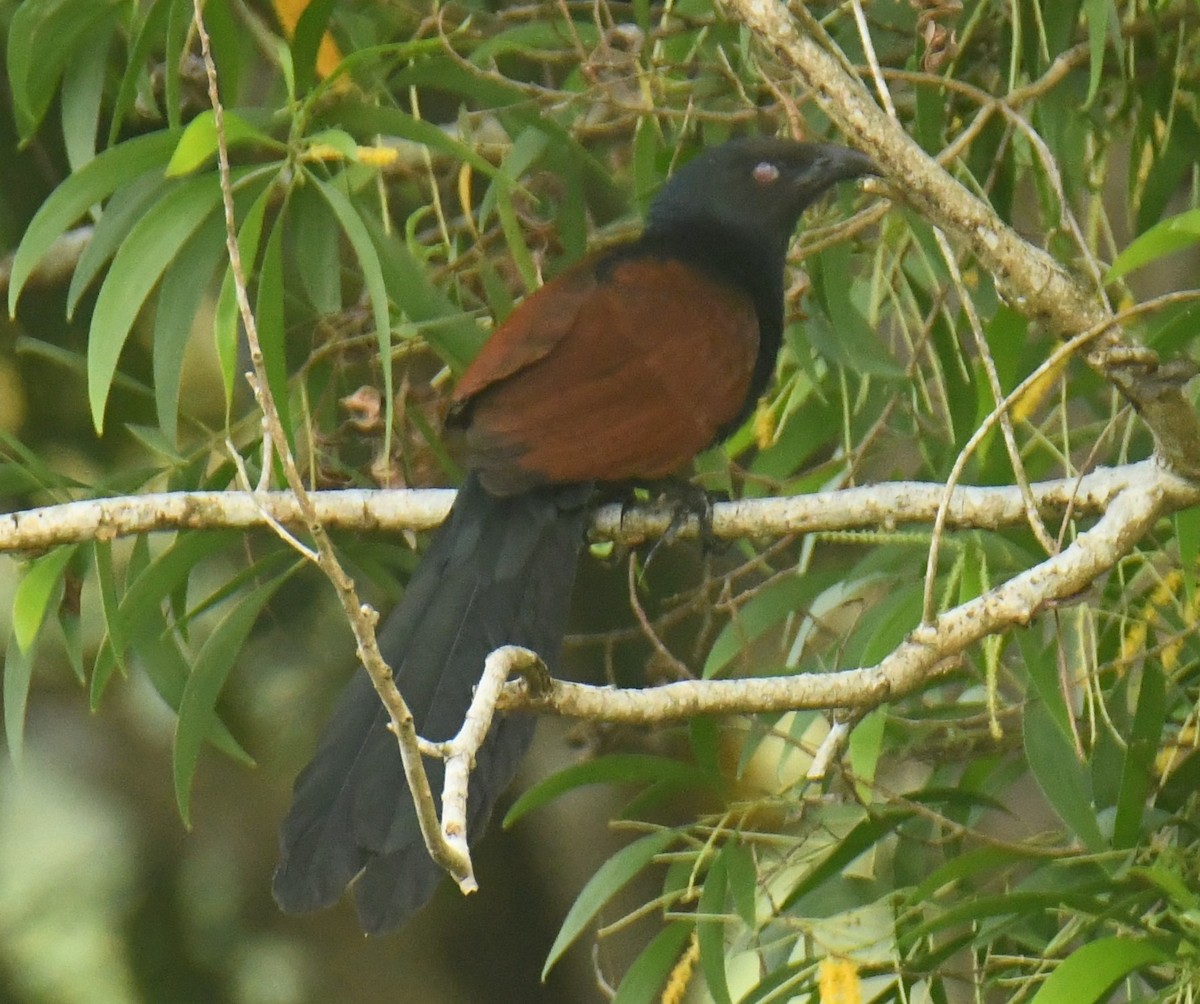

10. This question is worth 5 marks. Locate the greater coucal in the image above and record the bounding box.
[273,136,878,934]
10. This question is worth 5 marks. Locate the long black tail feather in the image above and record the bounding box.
[272,473,591,934]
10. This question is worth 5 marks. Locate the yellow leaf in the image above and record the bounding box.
[818,957,861,1004]
[271,0,344,82]
[754,402,775,450]
[1011,356,1067,422]
[355,145,400,168]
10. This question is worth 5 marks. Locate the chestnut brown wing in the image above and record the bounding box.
[452,256,761,496]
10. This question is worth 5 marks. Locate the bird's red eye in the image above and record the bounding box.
[753,162,780,185]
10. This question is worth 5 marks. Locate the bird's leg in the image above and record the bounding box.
[629,478,729,568]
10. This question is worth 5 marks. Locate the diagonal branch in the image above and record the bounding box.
[725,0,1200,479]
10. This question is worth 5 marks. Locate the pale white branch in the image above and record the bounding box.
[725,0,1200,478]
[503,465,1178,723]
[434,646,547,894]
[6,460,1193,555]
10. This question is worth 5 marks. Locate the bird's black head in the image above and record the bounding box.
[645,137,879,255]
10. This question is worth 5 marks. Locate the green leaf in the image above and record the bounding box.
[256,211,291,443]
[1128,864,1200,911]
[288,184,342,317]
[1082,0,1109,107]
[703,569,842,678]
[165,109,279,177]
[93,530,240,705]
[92,532,254,768]
[1176,506,1200,603]
[697,846,733,1004]
[806,244,903,377]
[305,128,358,161]
[6,0,122,141]
[1107,206,1200,279]
[480,127,545,293]
[107,0,171,147]
[3,627,36,767]
[202,0,243,106]
[59,597,85,684]
[130,605,254,770]
[87,173,231,433]
[292,0,338,96]
[900,885,1111,949]
[725,841,757,926]
[307,172,394,457]
[174,579,281,824]
[781,810,913,911]
[1018,630,1076,749]
[67,173,172,317]
[505,754,720,827]
[1029,937,1167,1004]
[214,183,273,415]
[1112,662,1166,848]
[153,213,228,444]
[1023,697,1106,851]
[59,16,112,171]
[8,130,180,316]
[908,846,1032,905]
[849,706,887,801]
[362,214,486,372]
[611,922,692,1004]
[543,829,676,979]
[163,0,187,130]
[12,545,77,652]
[92,540,127,681]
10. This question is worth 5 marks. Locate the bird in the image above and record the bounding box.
[272,136,879,934]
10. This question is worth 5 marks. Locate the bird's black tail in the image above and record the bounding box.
[272,472,591,934]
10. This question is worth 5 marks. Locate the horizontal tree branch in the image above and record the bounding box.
[502,466,1174,723]
[3,460,1196,555]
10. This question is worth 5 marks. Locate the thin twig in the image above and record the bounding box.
[189,1,472,891]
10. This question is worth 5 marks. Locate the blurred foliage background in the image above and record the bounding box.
[1,0,1199,1001]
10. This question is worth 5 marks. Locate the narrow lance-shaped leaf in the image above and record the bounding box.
[291,0,340,96]
[174,578,283,824]
[165,109,281,178]
[1023,697,1106,852]
[59,17,111,171]
[6,0,121,141]
[3,628,36,769]
[87,173,231,433]
[153,212,229,445]
[1028,936,1167,1004]
[307,172,395,459]
[12,545,77,652]
[214,183,273,416]
[1112,662,1166,849]
[106,0,171,147]
[255,210,291,445]
[92,540,127,681]
[504,754,721,827]
[92,531,240,705]
[68,172,172,317]
[7,130,180,316]
[611,923,693,1004]
[1107,206,1200,280]
[697,845,733,1004]
[543,829,676,979]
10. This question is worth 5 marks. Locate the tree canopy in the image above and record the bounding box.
[1,1,1199,1002]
